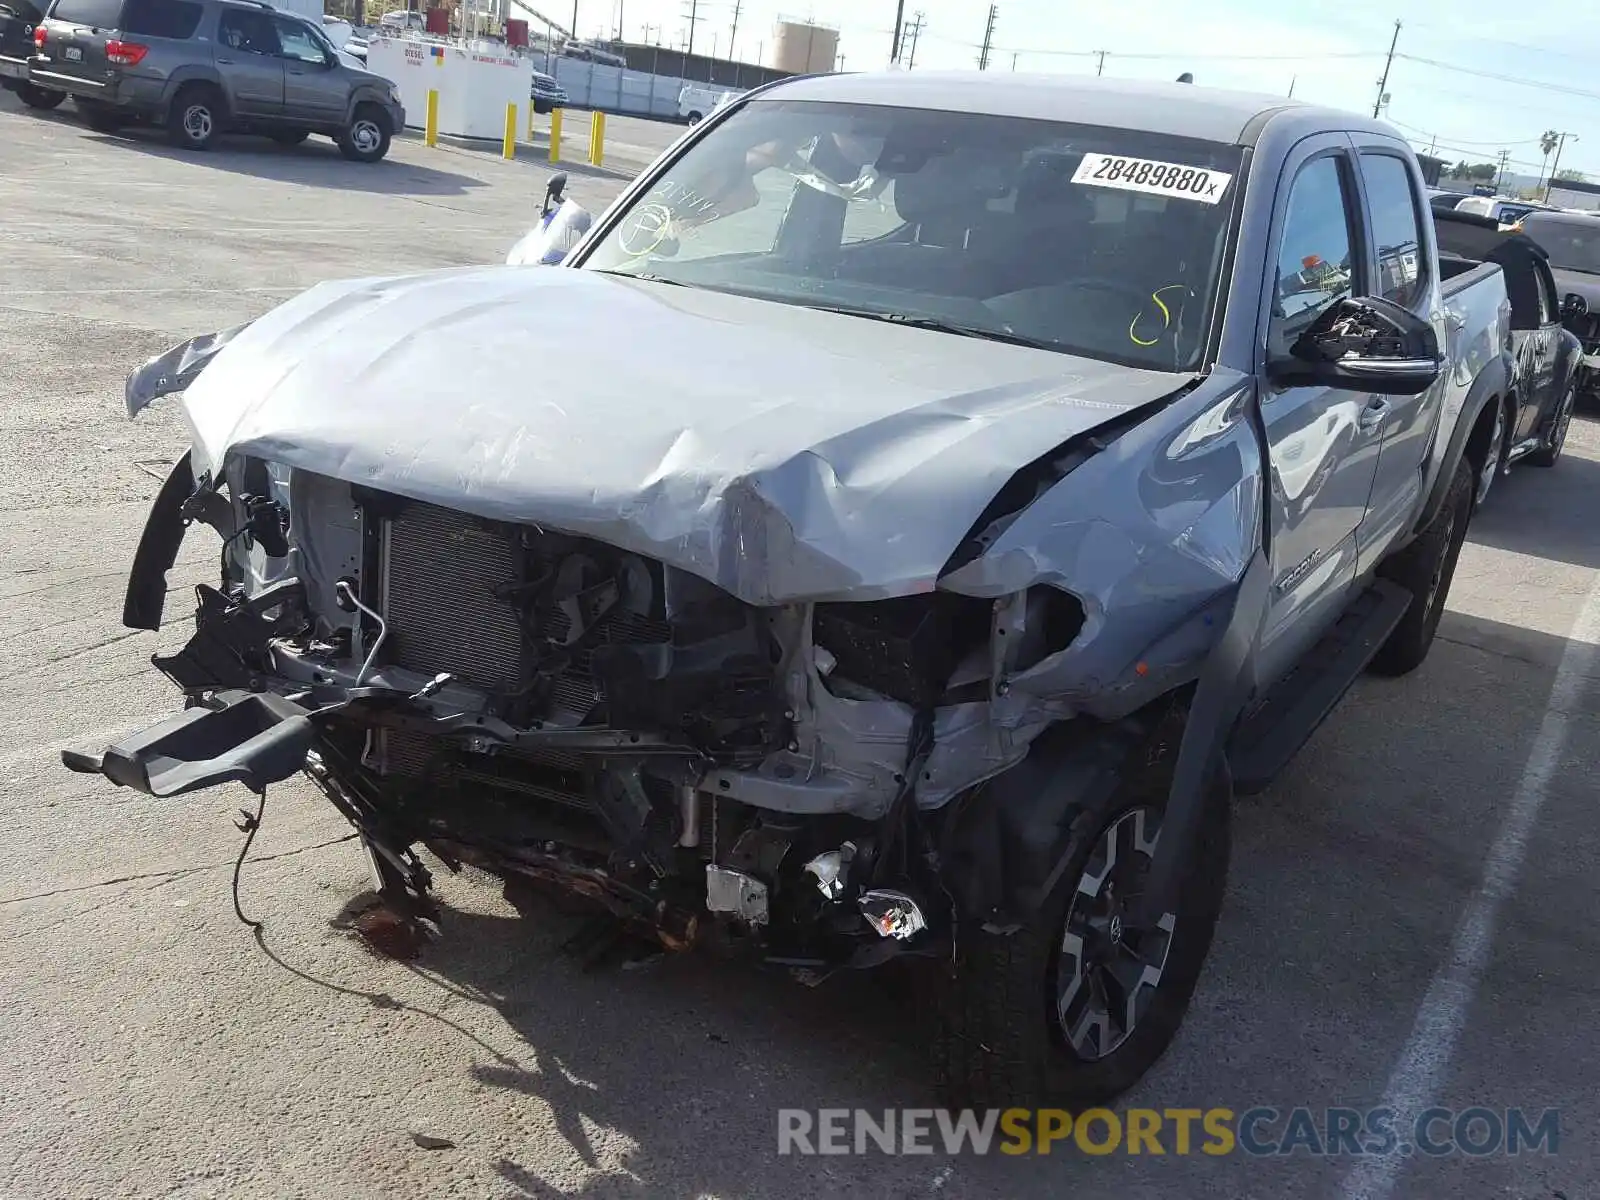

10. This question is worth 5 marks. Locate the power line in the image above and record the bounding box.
[1395,51,1600,104]
[1386,117,1542,148]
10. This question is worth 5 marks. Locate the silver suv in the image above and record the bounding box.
[29,0,403,160]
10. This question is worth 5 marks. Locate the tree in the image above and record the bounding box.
[1468,162,1498,181]
[1555,168,1587,183]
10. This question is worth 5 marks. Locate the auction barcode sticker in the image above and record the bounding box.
[1071,153,1234,204]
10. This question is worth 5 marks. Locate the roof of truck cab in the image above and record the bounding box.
[765,71,1396,146]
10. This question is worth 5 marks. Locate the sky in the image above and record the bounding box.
[563,0,1600,181]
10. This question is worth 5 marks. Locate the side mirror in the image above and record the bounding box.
[1267,296,1442,397]
[1562,292,1588,319]
[542,171,568,218]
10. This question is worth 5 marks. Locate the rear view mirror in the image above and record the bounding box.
[542,172,568,218]
[1267,296,1442,397]
[1562,292,1588,319]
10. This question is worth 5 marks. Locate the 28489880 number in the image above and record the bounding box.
[1070,153,1235,205]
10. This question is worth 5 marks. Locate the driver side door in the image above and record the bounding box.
[1254,137,1386,689]
[275,16,343,127]
[215,8,283,118]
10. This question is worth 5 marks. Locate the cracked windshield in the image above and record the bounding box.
[583,99,1244,370]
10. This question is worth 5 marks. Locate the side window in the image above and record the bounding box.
[1272,155,1356,333]
[273,17,324,64]
[1361,153,1425,309]
[218,9,278,55]
[47,0,122,26]
[121,0,201,37]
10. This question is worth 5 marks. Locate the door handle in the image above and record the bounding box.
[1444,311,1466,332]
[1358,398,1390,432]
[216,56,234,63]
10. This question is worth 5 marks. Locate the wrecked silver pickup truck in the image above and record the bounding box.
[68,72,1513,1106]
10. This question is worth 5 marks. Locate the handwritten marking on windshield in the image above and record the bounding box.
[1129,284,1192,347]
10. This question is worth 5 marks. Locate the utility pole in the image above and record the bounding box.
[1011,51,1018,70]
[904,12,923,69]
[1287,74,1296,98]
[1095,49,1105,76]
[1495,149,1510,191]
[682,0,700,58]
[890,0,906,64]
[728,0,740,60]
[1372,18,1400,118]
[1546,133,1576,201]
[977,4,996,70]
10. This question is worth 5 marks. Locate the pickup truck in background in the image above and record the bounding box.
[68,74,1515,1107]
[0,0,62,108]
[1434,208,1582,502]
[1515,208,1600,403]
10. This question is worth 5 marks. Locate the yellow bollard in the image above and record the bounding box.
[503,102,516,160]
[424,88,438,147]
[548,107,562,163]
[526,101,535,142]
[588,110,605,167]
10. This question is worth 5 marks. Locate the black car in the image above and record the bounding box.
[0,0,62,106]
[530,66,565,114]
[1436,207,1583,502]
[1516,209,1600,400]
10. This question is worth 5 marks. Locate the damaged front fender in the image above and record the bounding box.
[125,323,251,418]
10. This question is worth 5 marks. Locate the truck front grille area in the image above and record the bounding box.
[367,497,789,782]
[381,500,672,721]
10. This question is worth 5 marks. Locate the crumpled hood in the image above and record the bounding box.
[182,265,1189,605]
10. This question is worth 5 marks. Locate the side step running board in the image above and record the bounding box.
[1227,579,1412,795]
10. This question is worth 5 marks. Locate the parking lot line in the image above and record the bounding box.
[1340,570,1600,1200]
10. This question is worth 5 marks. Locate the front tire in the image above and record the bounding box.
[18,83,66,110]
[167,84,223,150]
[1527,384,1574,467]
[931,704,1231,1108]
[1370,456,1473,677]
[337,103,390,162]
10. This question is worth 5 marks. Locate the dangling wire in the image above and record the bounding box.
[231,789,268,928]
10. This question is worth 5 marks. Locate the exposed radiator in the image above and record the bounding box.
[383,502,526,690]
[375,498,672,786]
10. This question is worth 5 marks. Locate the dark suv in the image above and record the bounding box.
[28,0,403,160]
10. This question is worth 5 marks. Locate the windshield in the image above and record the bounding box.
[1523,215,1600,274]
[580,100,1244,371]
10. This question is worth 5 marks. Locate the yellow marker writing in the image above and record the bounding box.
[1129,284,1192,347]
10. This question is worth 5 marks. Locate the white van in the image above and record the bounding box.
[677,83,738,123]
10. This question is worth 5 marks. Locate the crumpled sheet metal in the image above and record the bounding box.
[125,323,250,419]
[173,264,1191,607]
[942,371,1263,724]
